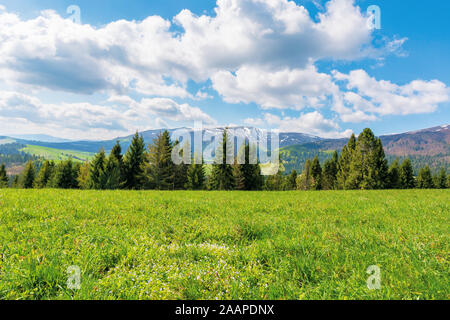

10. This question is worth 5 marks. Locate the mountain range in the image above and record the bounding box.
[0,124,448,174]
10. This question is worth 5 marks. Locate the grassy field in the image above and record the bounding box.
[20,145,94,162]
[0,189,448,300]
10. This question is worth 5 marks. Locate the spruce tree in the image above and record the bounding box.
[310,156,322,190]
[434,168,447,189]
[77,162,91,189]
[172,140,189,190]
[417,166,434,189]
[296,159,312,190]
[209,129,235,190]
[337,134,356,189]
[104,156,122,189]
[21,160,36,189]
[0,164,8,188]
[233,143,263,191]
[287,170,298,190]
[186,155,206,190]
[49,159,78,189]
[110,141,124,184]
[89,149,107,189]
[12,175,19,188]
[34,160,55,188]
[142,130,174,190]
[388,158,401,189]
[400,158,415,189]
[123,132,146,190]
[322,151,338,190]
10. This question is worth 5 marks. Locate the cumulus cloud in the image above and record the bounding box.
[246,111,352,138]
[212,64,338,109]
[333,69,450,118]
[0,92,216,139]
[0,0,446,138]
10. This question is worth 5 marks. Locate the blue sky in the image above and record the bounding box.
[0,0,448,139]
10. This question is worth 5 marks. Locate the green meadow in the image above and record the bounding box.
[20,145,94,162]
[0,189,448,300]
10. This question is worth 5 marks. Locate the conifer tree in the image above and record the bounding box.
[322,151,338,190]
[34,160,55,188]
[0,163,8,188]
[233,143,263,191]
[347,129,388,190]
[89,149,107,189]
[287,170,298,190]
[123,132,146,190]
[12,175,19,188]
[142,130,174,190]
[417,166,434,189]
[296,159,312,190]
[433,168,447,189]
[337,134,356,189]
[310,156,322,190]
[77,162,91,189]
[110,141,124,184]
[21,160,36,189]
[104,156,122,189]
[186,155,206,190]
[209,129,235,190]
[388,158,401,189]
[172,140,189,190]
[400,158,415,189]
[49,159,78,189]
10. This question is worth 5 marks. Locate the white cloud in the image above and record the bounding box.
[248,111,352,138]
[0,92,216,139]
[212,64,338,109]
[333,69,450,117]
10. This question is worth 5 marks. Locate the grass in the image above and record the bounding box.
[20,145,94,162]
[0,189,448,300]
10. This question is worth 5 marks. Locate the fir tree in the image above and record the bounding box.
[233,143,263,191]
[433,168,447,189]
[388,158,401,189]
[110,141,124,185]
[104,156,122,189]
[77,162,91,189]
[296,159,312,190]
[89,149,107,189]
[34,160,55,188]
[417,166,434,189]
[310,156,322,190]
[336,134,356,189]
[49,159,78,189]
[123,132,146,190]
[209,129,235,190]
[322,151,338,190]
[21,160,36,189]
[142,130,174,190]
[172,140,189,190]
[186,155,206,190]
[287,170,298,190]
[400,158,415,189]
[0,163,8,188]
[12,175,19,188]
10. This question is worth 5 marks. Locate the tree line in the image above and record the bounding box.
[0,128,449,190]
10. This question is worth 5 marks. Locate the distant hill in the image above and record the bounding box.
[280,125,450,173]
[0,125,448,174]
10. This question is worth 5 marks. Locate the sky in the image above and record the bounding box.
[0,0,449,140]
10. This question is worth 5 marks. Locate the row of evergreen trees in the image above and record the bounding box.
[1,128,449,190]
[271,129,449,190]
